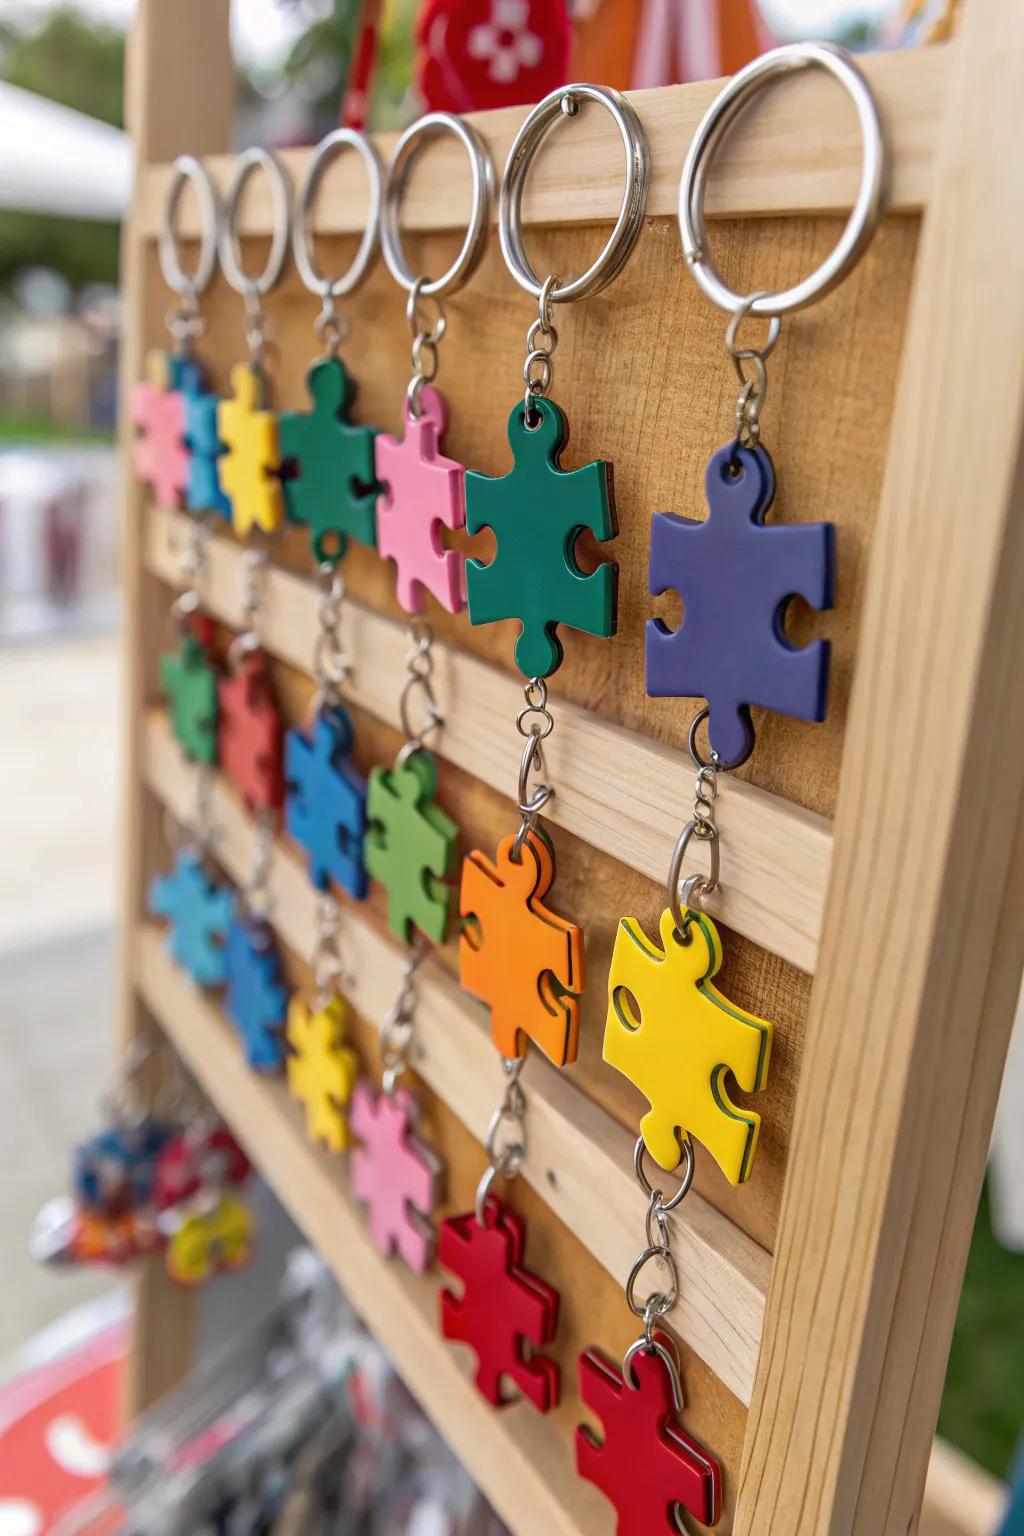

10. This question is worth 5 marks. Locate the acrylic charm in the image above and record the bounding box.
[219,649,284,815]
[218,362,285,536]
[73,1120,171,1216]
[349,1082,443,1272]
[460,829,583,1067]
[181,362,231,518]
[224,916,289,1072]
[648,443,835,767]
[165,1193,254,1288]
[160,630,219,765]
[440,1195,560,1411]
[465,397,616,678]
[604,906,772,1185]
[576,1337,722,1532]
[286,994,360,1153]
[132,350,189,509]
[149,849,234,988]
[365,749,458,944]
[280,356,380,561]
[285,705,367,899]
[375,385,466,615]
[152,1127,250,1210]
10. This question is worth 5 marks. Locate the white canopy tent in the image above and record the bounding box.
[0,81,131,219]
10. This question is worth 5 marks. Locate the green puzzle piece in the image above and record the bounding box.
[279,356,380,562]
[160,631,218,764]
[365,748,458,945]
[465,397,617,678]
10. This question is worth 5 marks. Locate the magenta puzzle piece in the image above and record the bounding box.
[132,370,189,509]
[349,1081,443,1272]
[375,385,467,615]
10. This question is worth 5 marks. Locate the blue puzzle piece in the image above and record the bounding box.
[149,849,234,987]
[178,358,231,520]
[647,442,835,767]
[285,705,367,900]
[224,916,288,1073]
[73,1119,172,1214]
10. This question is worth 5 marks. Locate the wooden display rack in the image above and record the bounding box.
[118,3,1024,1532]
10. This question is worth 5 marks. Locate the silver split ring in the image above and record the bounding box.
[294,128,383,298]
[679,42,886,315]
[219,146,292,297]
[500,83,650,304]
[159,155,220,297]
[381,113,493,298]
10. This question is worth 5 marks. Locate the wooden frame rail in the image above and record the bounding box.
[147,506,831,975]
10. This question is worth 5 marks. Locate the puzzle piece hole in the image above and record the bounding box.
[571,525,604,576]
[461,912,483,952]
[612,985,642,1032]
[650,586,684,636]
[462,522,496,567]
[777,591,817,648]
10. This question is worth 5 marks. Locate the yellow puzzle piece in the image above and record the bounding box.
[286,994,359,1153]
[604,906,773,1185]
[165,1194,253,1287]
[217,361,284,536]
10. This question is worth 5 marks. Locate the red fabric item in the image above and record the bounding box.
[417,0,571,113]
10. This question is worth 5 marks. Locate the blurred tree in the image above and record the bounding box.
[273,0,419,133]
[0,6,124,296]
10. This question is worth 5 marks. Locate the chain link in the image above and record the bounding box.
[624,1134,695,1362]
[228,547,267,670]
[396,618,443,764]
[241,809,275,921]
[474,1054,527,1223]
[243,281,270,361]
[170,514,212,631]
[379,938,428,1096]
[405,278,447,419]
[312,892,347,1006]
[314,285,349,360]
[312,562,352,705]
[511,679,555,859]
[725,293,781,456]
[165,280,206,353]
[523,275,560,424]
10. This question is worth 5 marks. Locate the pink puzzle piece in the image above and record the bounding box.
[349,1081,442,1272]
[132,379,189,508]
[375,384,467,615]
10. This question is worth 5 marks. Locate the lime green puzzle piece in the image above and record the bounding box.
[465,397,617,679]
[159,632,218,765]
[365,749,458,945]
[279,357,380,563]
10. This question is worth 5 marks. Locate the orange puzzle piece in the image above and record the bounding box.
[460,830,584,1067]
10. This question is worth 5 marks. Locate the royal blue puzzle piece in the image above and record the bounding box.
[646,442,835,766]
[149,849,235,988]
[224,916,288,1073]
[179,358,231,520]
[284,705,367,899]
[73,1119,172,1214]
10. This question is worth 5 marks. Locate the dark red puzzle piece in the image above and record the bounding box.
[218,649,284,814]
[576,1340,722,1531]
[439,1195,560,1412]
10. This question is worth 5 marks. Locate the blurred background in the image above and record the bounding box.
[3,0,1021,1531]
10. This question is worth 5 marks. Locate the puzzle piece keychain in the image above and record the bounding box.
[377,113,494,616]
[216,148,292,539]
[465,84,649,679]
[157,1087,256,1288]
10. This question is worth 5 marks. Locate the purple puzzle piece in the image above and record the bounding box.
[349,1082,443,1273]
[646,442,835,767]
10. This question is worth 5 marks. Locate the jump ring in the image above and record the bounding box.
[293,128,382,298]
[625,1244,679,1320]
[382,113,493,299]
[219,147,292,298]
[680,42,886,316]
[500,84,650,304]
[668,819,720,933]
[634,1134,695,1212]
[159,155,220,298]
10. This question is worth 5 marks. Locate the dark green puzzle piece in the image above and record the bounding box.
[365,748,458,945]
[278,356,381,562]
[159,631,218,764]
[465,397,617,678]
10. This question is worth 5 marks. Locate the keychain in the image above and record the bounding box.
[280,128,384,564]
[377,111,493,617]
[160,1090,256,1288]
[465,83,649,678]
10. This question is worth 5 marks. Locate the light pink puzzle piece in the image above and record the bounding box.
[132,379,189,508]
[375,384,467,615]
[349,1081,443,1272]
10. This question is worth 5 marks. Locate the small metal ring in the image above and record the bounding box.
[668,819,720,934]
[634,1133,695,1212]
[293,128,383,299]
[680,42,886,316]
[623,1336,684,1413]
[219,147,292,297]
[381,113,494,299]
[159,155,220,297]
[499,84,650,304]
[626,1244,679,1320]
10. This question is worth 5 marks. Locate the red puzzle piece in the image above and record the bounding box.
[218,649,284,813]
[439,1195,560,1412]
[576,1340,722,1531]
[152,1128,251,1211]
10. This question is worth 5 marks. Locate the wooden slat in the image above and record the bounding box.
[135,927,603,1536]
[736,0,1024,1529]
[146,505,831,975]
[144,712,771,1406]
[137,45,947,240]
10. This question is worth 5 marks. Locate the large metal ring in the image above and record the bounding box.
[381,113,493,299]
[159,155,220,296]
[500,83,650,304]
[219,146,292,297]
[679,42,886,316]
[293,128,383,298]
